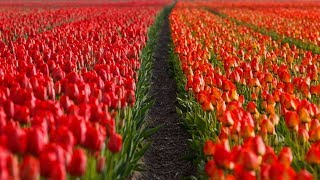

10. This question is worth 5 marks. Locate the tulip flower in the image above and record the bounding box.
[67,148,87,176]
[108,133,123,153]
[96,156,105,174]
[20,156,40,180]
[204,140,215,156]
[278,147,293,167]
[285,111,299,131]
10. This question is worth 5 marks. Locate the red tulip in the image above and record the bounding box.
[34,86,47,101]
[214,142,232,169]
[3,100,14,119]
[205,160,216,177]
[0,148,10,180]
[269,162,296,180]
[51,126,75,153]
[203,140,215,156]
[96,156,105,174]
[125,90,135,106]
[27,127,47,155]
[238,149,260,171]
[20,156,40,180]
[40,143,66,177]
[221,110,234,127]
[298,128,309,143]
[52,67,65,82]
[309,127,320,142]
[84,125,104,152]
[278,147,293,167]
[70,118,87,145]
[305,146,320,164]
[263,147,277,164]
[14,105,30,124]
[279,71,291,83]
[246,102,257,114]
[48,162,66,180]
[108,133,122,153]
[7,154,19,179]
[67,148,87,176]
[5,124,27,154]
[260,163,271,180]
[247,136,266,156]
[295,170,313,180]
[40,151,59,177]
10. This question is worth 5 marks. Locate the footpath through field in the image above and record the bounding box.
[135,6,195,180]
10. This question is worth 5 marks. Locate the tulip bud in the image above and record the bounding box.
[96,156,105,174]
[251,136,266,156]
[278,147,293,167]
[67,148,87,176]
[309,127,320,142]
[52,67,65,82]
[246,102,257,114]
[305,146,320,164]
[20,156,40,180]
[205,160,216,177]
[70,118,87,145]
[84,125,104,152]
[299,108,311,123]
[221,111,234,127]
[240,150,260,170]
[108,133,122,153]
[295,170,313,180]
[263,147,277,164]
[269,162,296,180]
[5,125,27,154]
[4,100,14,119]
[285,111,299,131]
[202,100,214,112]
[203,140,215,156]
[298,128,309,143]
[27,127,47,155]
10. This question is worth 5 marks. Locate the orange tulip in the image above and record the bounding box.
[284,111,299,131]
[299,108,311,123]
[202,100,214,112]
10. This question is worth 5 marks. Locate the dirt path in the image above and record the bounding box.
[135,9,195,180]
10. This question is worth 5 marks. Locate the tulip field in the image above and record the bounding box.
[1,0,320,179]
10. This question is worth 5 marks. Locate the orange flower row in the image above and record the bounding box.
[219,7,320,46]
[170,4,320,178]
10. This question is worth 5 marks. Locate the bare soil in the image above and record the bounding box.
[133,10,195,180]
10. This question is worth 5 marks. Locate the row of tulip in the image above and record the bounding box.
[0,7,103,42]
[170,3,320,179]
[217,5,320,46]
[0,3,168,179]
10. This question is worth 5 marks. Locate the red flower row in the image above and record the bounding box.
[0,5,161,179]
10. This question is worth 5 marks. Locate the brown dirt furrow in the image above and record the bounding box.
[135,9,195,180]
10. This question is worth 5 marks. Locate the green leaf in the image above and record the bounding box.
[133,142,152,163]
[141,125,162,139]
